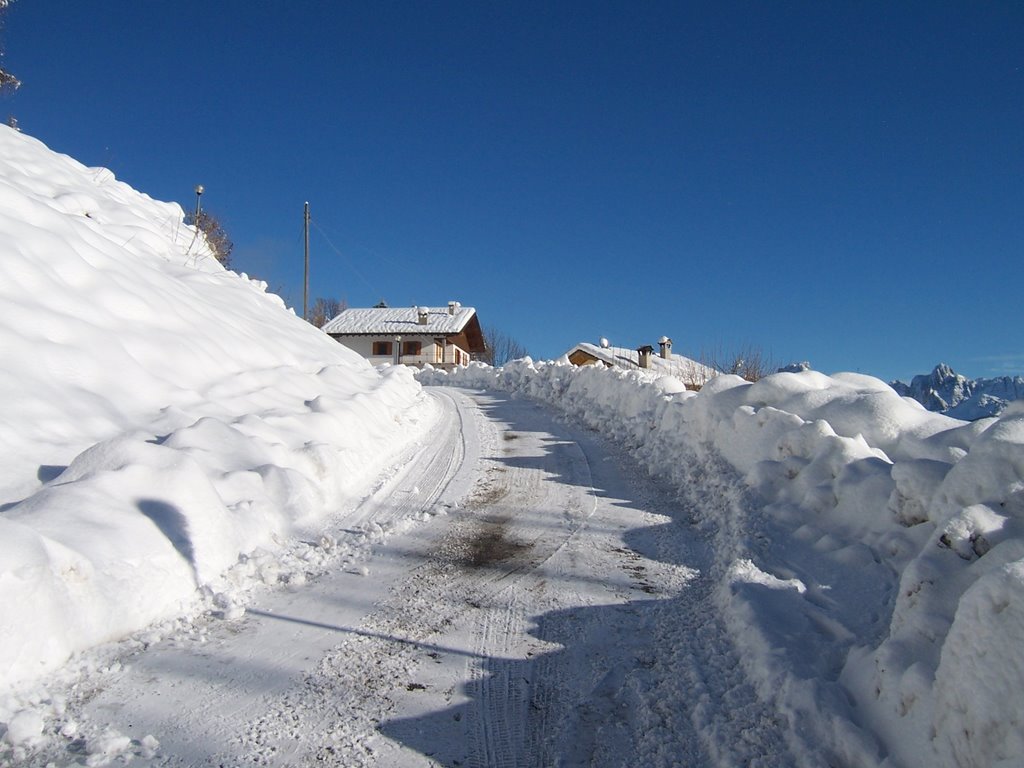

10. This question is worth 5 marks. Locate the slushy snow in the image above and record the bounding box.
[3,123,1024,768]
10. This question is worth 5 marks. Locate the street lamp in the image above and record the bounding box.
[194,184,204,223]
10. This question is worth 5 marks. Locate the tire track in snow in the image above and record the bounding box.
[459,399,600,768]
[468,595,528,768]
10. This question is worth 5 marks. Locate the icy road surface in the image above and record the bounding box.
[35,389,794,767]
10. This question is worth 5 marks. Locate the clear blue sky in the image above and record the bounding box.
[4,1,1022,381]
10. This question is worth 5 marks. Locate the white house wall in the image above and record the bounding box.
[329,333,470,368]
[332,336,376,359]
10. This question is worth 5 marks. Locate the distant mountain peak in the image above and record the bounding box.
[892,363,1024,420]
[930,362,959,383]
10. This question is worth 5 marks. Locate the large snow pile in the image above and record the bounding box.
[420,360,1024,768]
[893,363,1024,420]
[0,126,430,709]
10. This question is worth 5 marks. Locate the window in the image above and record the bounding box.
[372,341,393,356]
[402,340,422,356]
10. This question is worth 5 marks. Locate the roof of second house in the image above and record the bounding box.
[322,305,477,336]
[566,342,718,383]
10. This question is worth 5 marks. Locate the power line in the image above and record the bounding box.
[310,217,411,273]
[308,217,381,296]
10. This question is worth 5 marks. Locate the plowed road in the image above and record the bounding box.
[39,388,792,767]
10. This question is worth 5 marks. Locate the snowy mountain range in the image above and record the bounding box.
[892,363,1024,420]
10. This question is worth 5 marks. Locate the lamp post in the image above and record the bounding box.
[194,184,204,223]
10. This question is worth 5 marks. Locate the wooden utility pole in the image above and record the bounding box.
[303,202,310,321]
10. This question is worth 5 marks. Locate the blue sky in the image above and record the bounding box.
[4,1,1022,381]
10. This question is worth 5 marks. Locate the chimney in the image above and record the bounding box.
[637,345,654,369]
[447,300,460,316]
[417,307,429,325]
[658,336,672,360]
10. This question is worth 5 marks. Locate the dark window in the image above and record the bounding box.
[372,341,393,356]
[403,340,422,356]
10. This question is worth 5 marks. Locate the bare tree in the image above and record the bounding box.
[309,297,346,328]
[0,1,18,92]
[702,344,775,383]
[674,358,715,391]
[481,326,527,366]
[185,209,233,268]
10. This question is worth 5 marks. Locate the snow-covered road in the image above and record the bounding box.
[29,388,794,767]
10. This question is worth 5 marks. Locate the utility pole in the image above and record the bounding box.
[303,202,310,321]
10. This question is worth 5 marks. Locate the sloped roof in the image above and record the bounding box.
[567,342,717,382]
[322,305,477,336]
[323,304,486,354]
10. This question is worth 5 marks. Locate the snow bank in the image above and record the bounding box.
[0,126,429,705]
[420,360,1024,768]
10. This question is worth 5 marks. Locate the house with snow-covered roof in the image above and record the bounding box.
[322,301,485,369]
[565,337,717,390]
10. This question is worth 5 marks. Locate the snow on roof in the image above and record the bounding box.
[322,305,477,336]
[568,342,717,382]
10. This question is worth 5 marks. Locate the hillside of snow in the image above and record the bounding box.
[0,125,432,710]
[421,361,1024,768]
[893,363,1024,420]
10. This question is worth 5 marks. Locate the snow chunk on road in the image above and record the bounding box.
[3,709,44,747]
[727,558,807,593]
